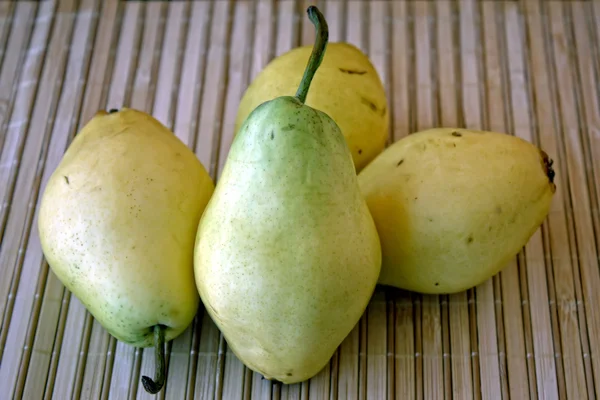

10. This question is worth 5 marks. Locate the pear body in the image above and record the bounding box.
[235,42,389,172]
[195,97,381,383]
[38,108,215,347]
[358,128,556,294]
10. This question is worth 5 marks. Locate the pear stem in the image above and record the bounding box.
[141,324,166,394]
[294,6,329,104]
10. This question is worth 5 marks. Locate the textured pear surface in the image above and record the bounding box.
[38,109,215,347]
[358,128,556,294]
[234,42,389,172]
[195,97,382,383]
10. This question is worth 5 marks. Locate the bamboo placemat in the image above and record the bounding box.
[0,0,599,399]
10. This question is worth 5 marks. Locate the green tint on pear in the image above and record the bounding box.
[193,6,381,384]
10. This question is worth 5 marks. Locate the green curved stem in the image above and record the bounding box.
[294,6,329,104]
[141,325,166,394]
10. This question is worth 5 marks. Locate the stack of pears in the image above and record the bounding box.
[38,5,557,393]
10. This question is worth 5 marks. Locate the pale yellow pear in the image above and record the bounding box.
[235,41,389,172]
[194,7,381,384]
[38,108,214,393]
[358,128,556,294]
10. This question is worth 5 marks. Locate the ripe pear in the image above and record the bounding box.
[235,39,389,172]
[194,7,381,384]
[37,108,215,393]
[358,128,556,294]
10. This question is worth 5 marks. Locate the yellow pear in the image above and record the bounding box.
[358,128,556,294]
[235,41,389,172]
[194,7,381,383]
[37,108,214,393]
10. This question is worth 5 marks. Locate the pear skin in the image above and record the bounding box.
[235,42,389,172]
[358,128,556,294]
[194,7,381,384]
[38,108,214,393]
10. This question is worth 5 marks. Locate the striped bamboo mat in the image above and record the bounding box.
[1,0,599,399]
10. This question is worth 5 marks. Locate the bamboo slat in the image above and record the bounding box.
[0,1,598,399]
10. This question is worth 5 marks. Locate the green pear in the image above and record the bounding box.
[193,6,381,384]
[358,128,556,294]
[37,108,215,394]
